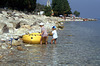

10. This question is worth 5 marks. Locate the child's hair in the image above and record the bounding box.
[52,26,56,29]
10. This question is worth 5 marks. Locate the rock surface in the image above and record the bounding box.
[0,8,64,41]
[0,8,65,52]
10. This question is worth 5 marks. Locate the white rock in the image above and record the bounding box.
[1,45,7,49]
[2,11,7,16]
[14,13,20,17]
[6,23,13,28]
[9,28,14,33]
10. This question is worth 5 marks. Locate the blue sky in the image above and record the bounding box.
[37,0,100,18]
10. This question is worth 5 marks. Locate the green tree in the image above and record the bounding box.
[52,0,72,16]
[73,10,80,17]
[35,3,45,12]
[44,6,52,16]
[0,0,7,7]
[0,0,36,12]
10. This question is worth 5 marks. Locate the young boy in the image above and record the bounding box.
[51,26,58,44]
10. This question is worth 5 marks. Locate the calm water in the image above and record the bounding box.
[1,20,100,66]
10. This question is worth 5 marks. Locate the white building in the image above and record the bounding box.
[40,11,44,15]
[47,0,50,7]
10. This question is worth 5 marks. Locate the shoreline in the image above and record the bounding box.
[64,17,97,21]
[0,9,64,41]
[0,9,65,52]
[0,8,97,45]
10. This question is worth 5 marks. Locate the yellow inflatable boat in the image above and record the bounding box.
[22,33,47,44]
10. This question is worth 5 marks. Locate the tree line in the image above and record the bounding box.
[52,0,72,16]
[45,0,80,17]
[0,0,36,12]
[0,0,80,17]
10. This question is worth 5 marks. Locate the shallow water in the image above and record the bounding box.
[1,20,100,66]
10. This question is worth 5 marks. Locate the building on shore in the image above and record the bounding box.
[47,0,50,7]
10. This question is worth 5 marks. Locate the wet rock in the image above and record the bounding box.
[12,40,21,46]
[17,46,24,51]
[0,55,3,59]
[9,51,14,55]
[1,45,7,49]
[57,26,64,29]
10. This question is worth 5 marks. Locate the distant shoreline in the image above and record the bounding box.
[60,17,97,21]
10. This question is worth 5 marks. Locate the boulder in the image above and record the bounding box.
[12,40,21,46]
[2,11,7,16]
[9,27,14,34]
[6,23,13,28]
[21,25,31,29]
[17,46,24,51]
[0,23,7,34]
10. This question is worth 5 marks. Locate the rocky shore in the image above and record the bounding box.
[0,8,64,40]
[0,8,97,41]
[0,8,65,53]
[0,8,97,44]
[0,8,97,47]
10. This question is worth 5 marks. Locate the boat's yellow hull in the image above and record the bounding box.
[22,33,47,44]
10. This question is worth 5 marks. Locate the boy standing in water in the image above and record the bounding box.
[51,26,58,44]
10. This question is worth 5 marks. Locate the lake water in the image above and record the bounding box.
[2,20,100,66]
[56,20,100,66]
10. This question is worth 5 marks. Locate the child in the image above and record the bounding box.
[39,23,48,45]
[51,26,58,44]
